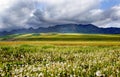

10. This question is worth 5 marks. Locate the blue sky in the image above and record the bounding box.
[101,0,120,9]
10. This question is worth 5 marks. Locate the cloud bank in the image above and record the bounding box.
[0,0,120,31]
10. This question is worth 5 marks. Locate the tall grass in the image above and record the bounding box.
[0,45,120,77]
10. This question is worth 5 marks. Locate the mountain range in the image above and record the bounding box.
[0,24,120,36]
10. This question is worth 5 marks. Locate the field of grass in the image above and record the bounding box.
[0,45,120,77]
[0,33,120,41]
[0,33,120,77]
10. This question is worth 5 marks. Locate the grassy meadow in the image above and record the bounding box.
[0,33,120,77]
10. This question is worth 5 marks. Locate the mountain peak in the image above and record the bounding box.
[0,24,120,36]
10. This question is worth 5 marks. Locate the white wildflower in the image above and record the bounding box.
[68,65,71,67]
[82,69,86,72]
[46,64,49,67]
[1,73,5,76]
[38,72,43,77]
[96,70,102,76]
[19,68,23,73]
[116,69,119,73]
[32,68,38,72]
[109,75,113,77]
[14,75,17,77]
[70,74,73,77]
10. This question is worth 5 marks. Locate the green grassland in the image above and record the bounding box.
[0,33,120,77]
[1,33,120,41]
[0,33,120,46]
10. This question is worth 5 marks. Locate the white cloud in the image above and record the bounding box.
[0,0,120,31]
[36,0,101,21]
[110,5,120,20]
[0,0,102,31]
[28,0,102,27]
[0,0,16,13]
[93,4,120,27]
[0,0,35,30]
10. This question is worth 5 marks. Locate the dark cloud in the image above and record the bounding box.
[0,0,120,31]
[0,0,35,31]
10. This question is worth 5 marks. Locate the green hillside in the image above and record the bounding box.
[0,33,120,41]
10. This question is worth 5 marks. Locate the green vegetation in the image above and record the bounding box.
[0,33,120,77]
[0,33,120,41]
[0,45,120,77]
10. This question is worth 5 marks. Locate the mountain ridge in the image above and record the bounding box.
[0,24,120,36]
